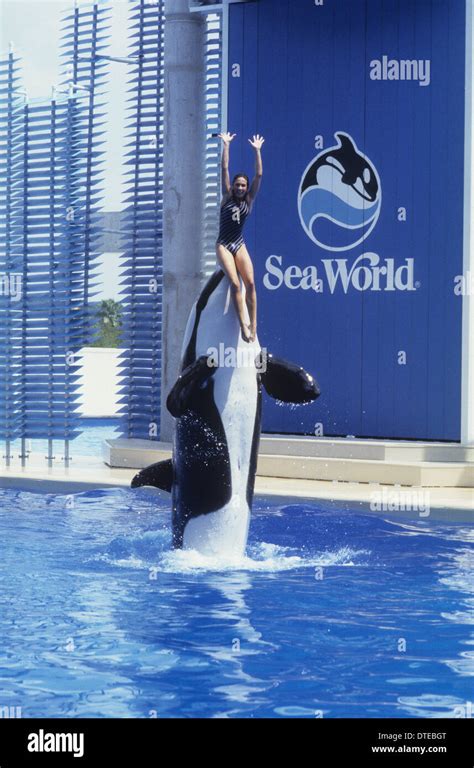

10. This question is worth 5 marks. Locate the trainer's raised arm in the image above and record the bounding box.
[248,134,264,203]
[218,132,236,195]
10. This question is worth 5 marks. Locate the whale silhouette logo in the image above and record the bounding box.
[297,132,381,252]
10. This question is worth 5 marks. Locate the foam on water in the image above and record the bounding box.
[98,540,370,573]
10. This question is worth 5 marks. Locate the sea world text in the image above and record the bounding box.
[263,254,417,294]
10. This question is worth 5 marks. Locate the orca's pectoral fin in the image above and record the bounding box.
[258,352,321,404]
[131,458,173,492]
[166,354,217,417]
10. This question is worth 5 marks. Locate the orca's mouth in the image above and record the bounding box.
[351,176,377,203]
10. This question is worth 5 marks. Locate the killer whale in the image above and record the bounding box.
[131,269,320,557]
[301,132,379,204]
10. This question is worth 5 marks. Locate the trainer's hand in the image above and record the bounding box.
[248,134,265,150]
[218,132,236,145]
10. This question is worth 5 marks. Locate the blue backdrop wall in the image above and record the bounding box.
[227,0,465,440]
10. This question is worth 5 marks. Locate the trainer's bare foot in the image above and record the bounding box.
[241,324,251,343]
[248,325,257,343]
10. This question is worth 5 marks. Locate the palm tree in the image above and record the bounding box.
[90,299,123,347]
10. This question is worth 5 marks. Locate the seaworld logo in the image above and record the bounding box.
[263,254,416,294]
[298,132,381,252]
[279,132,418,293]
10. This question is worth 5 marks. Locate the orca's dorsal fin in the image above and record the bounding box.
[258,353,320,404]
[131,459,173,493]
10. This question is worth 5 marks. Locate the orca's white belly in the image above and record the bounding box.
[182,498,250,557]
[181,277,260,557]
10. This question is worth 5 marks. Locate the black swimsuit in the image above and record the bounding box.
[216,194,251,256]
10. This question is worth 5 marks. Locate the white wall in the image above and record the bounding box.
[78,347,124,418]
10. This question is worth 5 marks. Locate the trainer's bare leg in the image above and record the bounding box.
[235,244,257,343]
[216,243,251,342]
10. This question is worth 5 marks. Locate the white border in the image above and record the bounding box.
[462,0,474,444]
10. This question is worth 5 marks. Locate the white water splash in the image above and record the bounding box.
[156,542,370,574]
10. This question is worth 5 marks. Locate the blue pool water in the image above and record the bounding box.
[0,487,472,718]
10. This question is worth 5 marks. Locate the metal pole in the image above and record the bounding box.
[160,0,206,441]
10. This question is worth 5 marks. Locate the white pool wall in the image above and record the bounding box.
[78,347,124,418]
